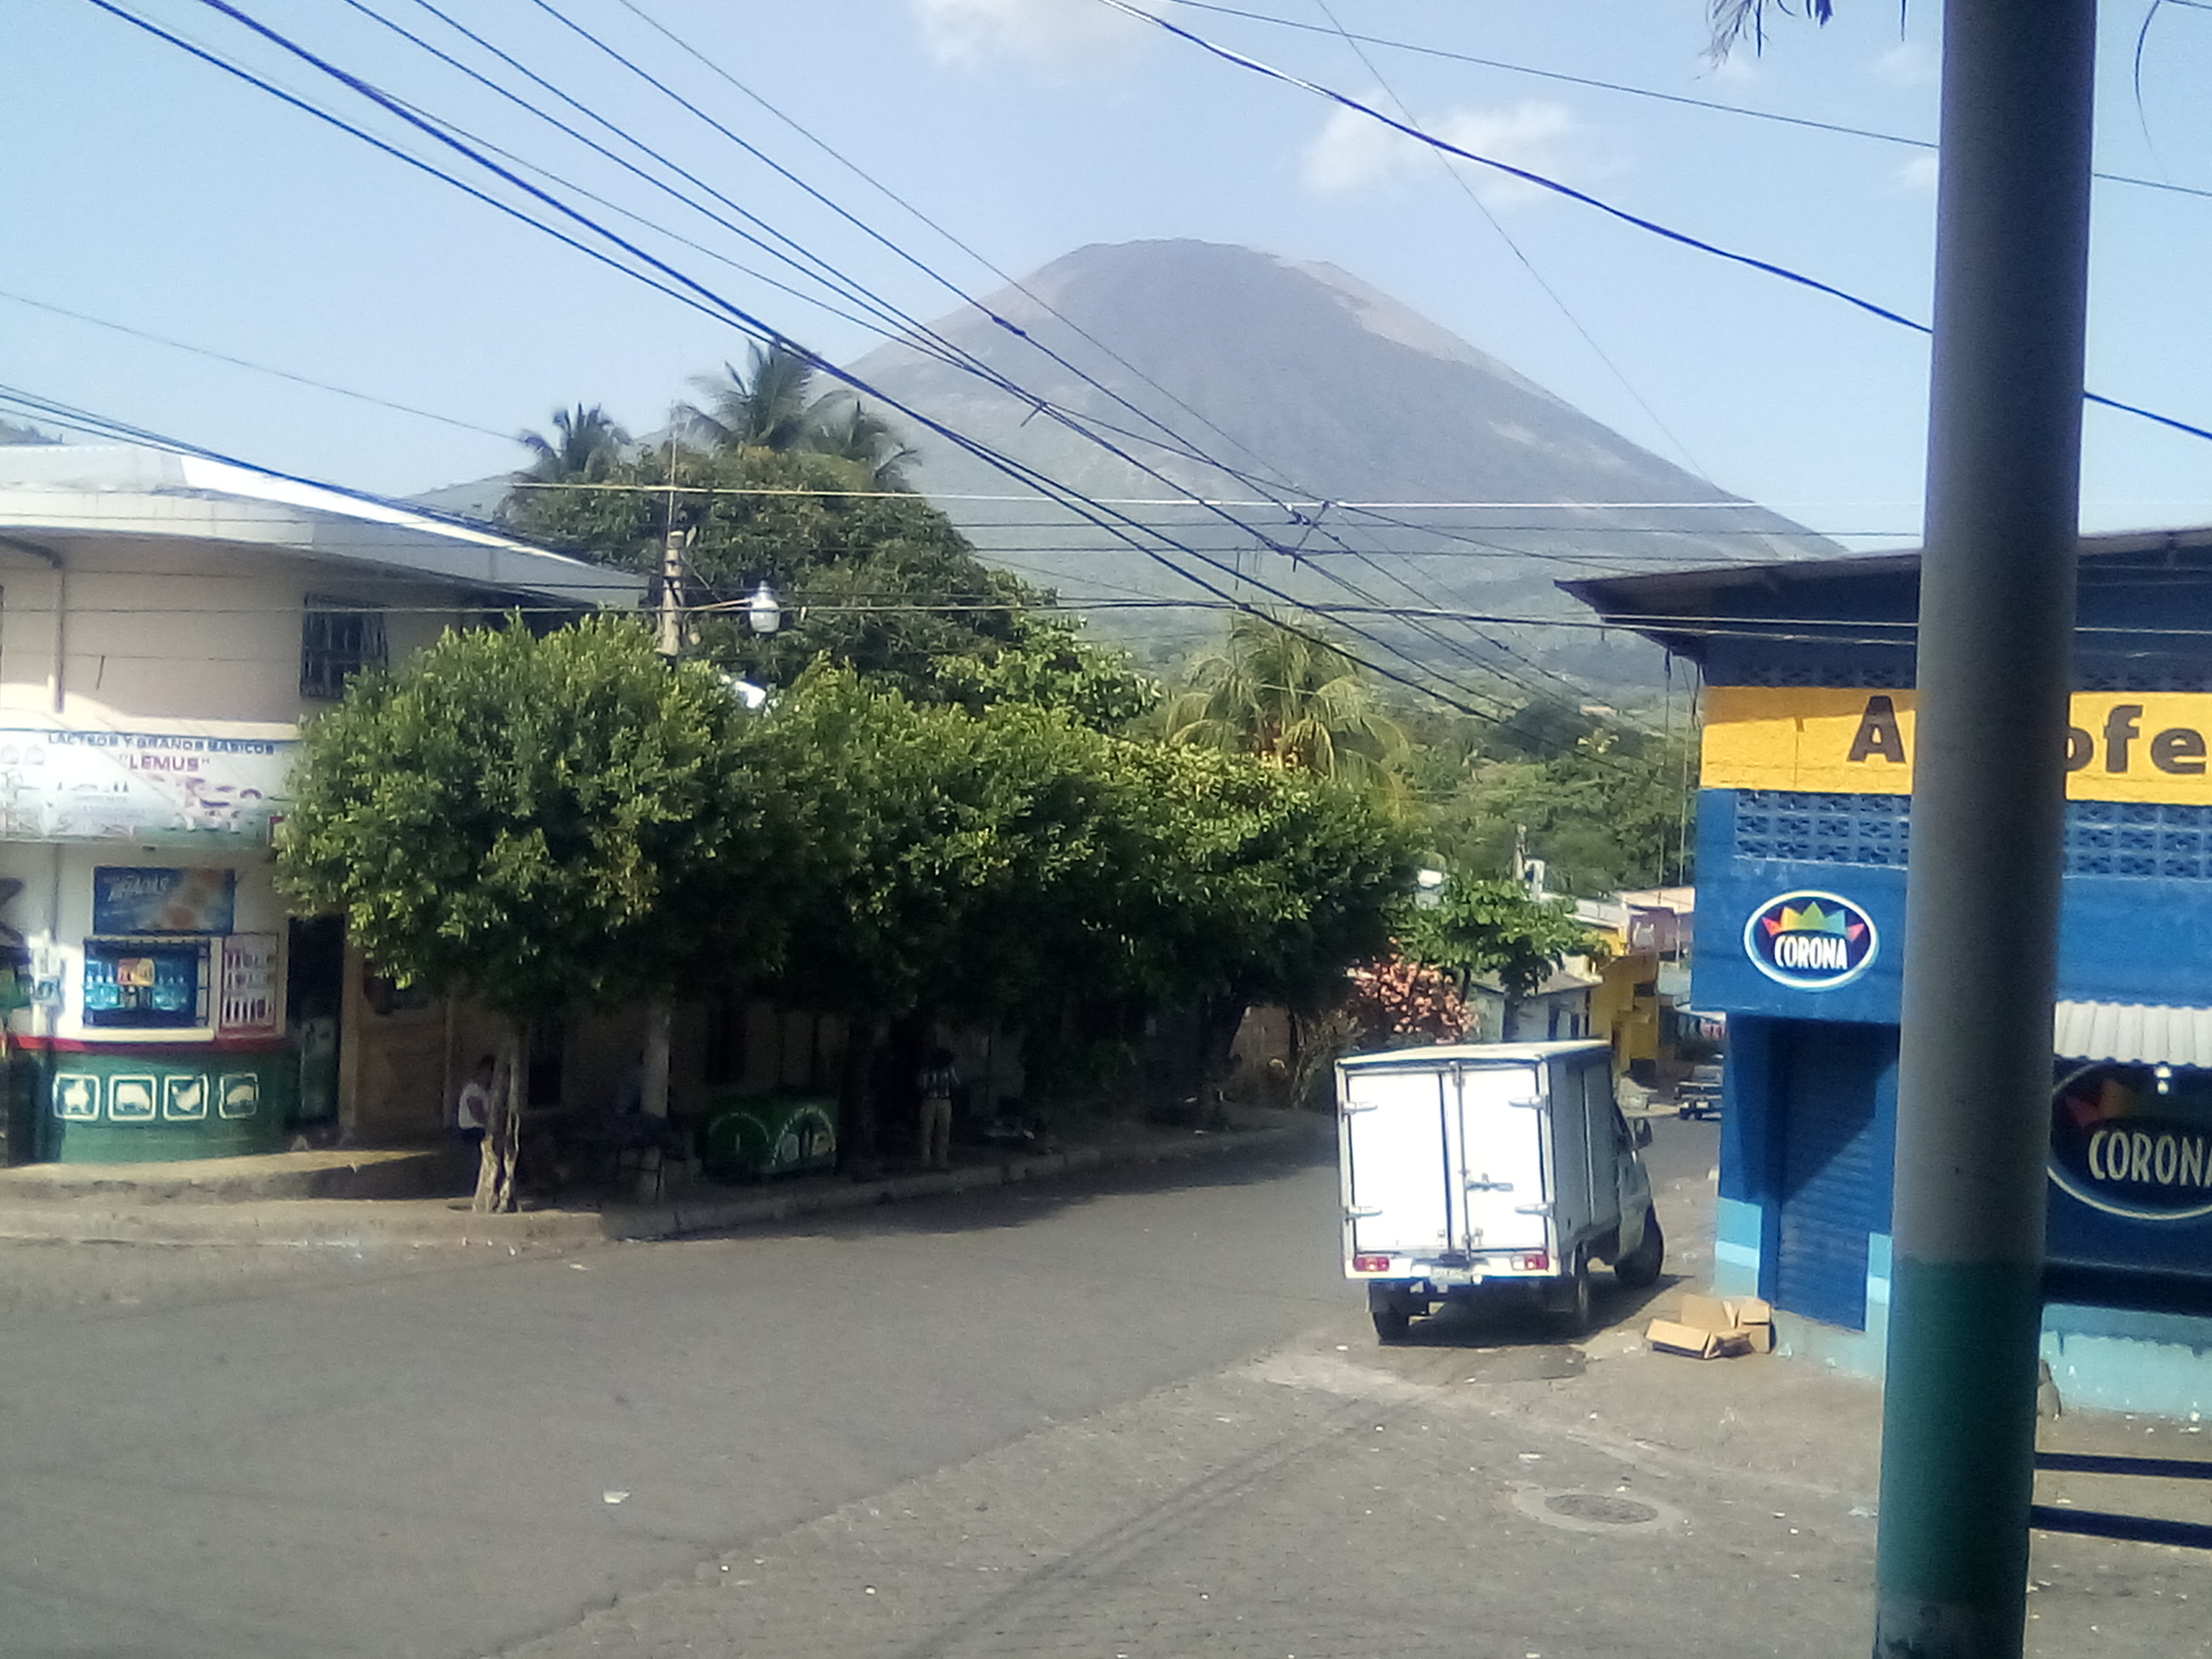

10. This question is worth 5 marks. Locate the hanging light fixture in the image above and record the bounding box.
[746,581,783,635]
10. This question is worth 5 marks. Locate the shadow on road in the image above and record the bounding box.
[1383,1268,1687,1352]
[725,1135,1337,1243]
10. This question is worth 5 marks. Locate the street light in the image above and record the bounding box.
[746,581,783,635]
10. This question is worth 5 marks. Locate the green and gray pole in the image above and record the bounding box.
[1874,2,2096,1656]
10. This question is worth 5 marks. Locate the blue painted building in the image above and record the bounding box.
[1567,530,2212,1414]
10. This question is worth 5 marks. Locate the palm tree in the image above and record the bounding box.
[1160,610,1410,791]
[1708,0,1831,56]
[681,341,820,454]
[683,340,918,490]
[517,404,630,482]
[806,394,920,491]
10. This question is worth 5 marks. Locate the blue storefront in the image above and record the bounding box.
[1569,530,2212,1414]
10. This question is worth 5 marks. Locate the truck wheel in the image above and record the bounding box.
[1550,1251,1593,1336]
[1615,1210,1666,1288]
[1372,1306,1411,1343]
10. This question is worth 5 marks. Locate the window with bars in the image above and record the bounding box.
[301,597,386,700]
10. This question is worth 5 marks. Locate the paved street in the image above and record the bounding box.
[3,1120,2206,1659]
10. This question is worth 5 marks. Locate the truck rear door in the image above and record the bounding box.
[1342,1065,1452,1257]
[1452,1063,1550,1255]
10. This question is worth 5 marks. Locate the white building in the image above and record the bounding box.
[0,442,637,1163]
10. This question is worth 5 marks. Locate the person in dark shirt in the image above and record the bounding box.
[916,1047,957,1171]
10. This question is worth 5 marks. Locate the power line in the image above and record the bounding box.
[91,1,1530,727]
[1303,0,1710,484]
[602,0,1385,535]
[1104,0,2212,448]
[501,0,1464,596]
[1166,0,2212,206]
[0,288,518,442]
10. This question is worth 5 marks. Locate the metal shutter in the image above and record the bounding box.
[1772,1023,1894,1332]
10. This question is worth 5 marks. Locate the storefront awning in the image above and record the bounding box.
[2055,1001,2212,1068]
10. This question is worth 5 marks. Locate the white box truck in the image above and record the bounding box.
[1338,1040,1665,1341]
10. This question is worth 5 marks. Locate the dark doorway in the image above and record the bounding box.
[287,916,345,1128]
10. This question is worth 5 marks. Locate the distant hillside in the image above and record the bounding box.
[844,238,1834,696]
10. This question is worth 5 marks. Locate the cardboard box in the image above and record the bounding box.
[1645,1319,1754,1359]
[1648,1293,1773,1359]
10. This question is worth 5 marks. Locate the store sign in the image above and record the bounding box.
[0,728,294,846]
[218,934,281,1039]
[2052,1064,2212,1222]
[1744,890,1878,990]
[92,867,236,935]
[1704,687,2212,806]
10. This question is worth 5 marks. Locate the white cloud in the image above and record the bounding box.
[1300,99,1586,209]
[1707,51,1762,86]
[1873,41,1938,87]
[908,0,1148,67]
[1897,152,1940,193]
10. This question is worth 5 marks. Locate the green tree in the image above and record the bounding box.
[1397,876,1603,1003]
[507,442,1154,725]
[749,666,1125,1161]
[276,617,787,1211]
[1160,610,1410,791]
[1428,722,1697,895]
[751,666,1410,1157]
[518,404,629,483]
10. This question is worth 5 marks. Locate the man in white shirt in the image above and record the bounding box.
[455,1054,496,1148]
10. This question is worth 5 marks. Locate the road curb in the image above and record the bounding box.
[0,1116,1327,1252]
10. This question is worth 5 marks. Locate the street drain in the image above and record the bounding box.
[1547,1493,1658,1526]
[1510,1485,1684,1536]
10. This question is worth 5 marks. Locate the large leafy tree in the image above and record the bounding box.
[1423,715,1697,895]
[507,442,1154,726]
[1160,610,1410,791]
[276,618,789,1210]
[751,665,1411,1160]
[1398,876,1602,1002]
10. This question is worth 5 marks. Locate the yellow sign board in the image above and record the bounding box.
[1703,686,2212,804]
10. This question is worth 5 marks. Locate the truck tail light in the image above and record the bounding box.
[1516,1253,1550,1272]
[1352,1254,1392,1273]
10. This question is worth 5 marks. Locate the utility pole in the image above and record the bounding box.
[646,418,688,1127]
[658,526,688,661]
[1874,3,2096,1656]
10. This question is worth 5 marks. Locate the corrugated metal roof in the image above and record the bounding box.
[2054,1001,2212,1068]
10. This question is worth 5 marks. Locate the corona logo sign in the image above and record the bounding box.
[1744,891,1878,990]
[2051,1064,2212,1223]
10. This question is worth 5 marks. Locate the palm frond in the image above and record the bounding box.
[1709,0,1834,59]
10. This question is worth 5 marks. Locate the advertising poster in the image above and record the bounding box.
[93,867,237,935]
[0,728,294,847]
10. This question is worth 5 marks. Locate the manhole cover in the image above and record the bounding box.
[1510,1485,1684,1535]
[1546,1493,1659,1526]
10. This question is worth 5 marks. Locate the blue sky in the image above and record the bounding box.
[8,0,2212,546]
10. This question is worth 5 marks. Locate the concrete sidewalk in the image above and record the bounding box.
[0,1109,1328,1252]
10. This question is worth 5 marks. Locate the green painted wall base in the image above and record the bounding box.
[18,1047,293,1163]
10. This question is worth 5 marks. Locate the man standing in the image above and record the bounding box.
[455,1053,495,1150]
[916,1047,957,1172]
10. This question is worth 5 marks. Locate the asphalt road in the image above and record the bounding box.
[0,1139,1336,1659]
[0,1121,1725,1659]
